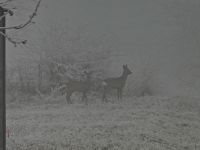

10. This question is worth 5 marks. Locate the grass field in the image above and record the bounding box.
[6,94,200,150]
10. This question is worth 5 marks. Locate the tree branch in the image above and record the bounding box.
[0,0,42,45]
[0,0,42,30]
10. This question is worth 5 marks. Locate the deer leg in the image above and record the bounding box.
[66,91,70,104]
[68,95,73,104]
[103,90,108,103]
[103,86,110,103]
[66,94,70,104]
[102,87,106,103]
[117,89,120,100]
[66,91,73,104]
[120,89,122,100]
[105,89,108,103]
[69,95,73,104]
[82,92,88,105]
[102,90,105,103]
[84,93,88,105]
[82,92,85,102]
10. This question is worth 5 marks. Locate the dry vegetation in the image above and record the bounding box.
[6,95,200,150]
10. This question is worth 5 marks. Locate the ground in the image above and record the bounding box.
[6,94,200,150]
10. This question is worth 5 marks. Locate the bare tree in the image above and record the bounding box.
[0,0,42,46]
[6,21,119,97]
[29,22,118,92]
[160,0,200,90]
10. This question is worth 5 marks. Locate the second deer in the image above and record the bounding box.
[102,65,132,102]
[66,71,92,105]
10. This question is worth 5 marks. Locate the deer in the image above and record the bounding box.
[66,71,92,105]
[102,64,132,103]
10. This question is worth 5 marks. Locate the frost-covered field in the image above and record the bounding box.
[6,95,200,150]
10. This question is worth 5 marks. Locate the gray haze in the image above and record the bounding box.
[6,0,200,96]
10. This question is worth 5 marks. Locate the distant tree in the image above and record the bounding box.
[6,22,119,95]
[31,22,118,93]
[159,0,200,90]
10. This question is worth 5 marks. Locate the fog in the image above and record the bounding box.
[5,1,200,149]
[6,0,200,97]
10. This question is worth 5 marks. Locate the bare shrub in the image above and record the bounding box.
[6,21,118,99]
[30,22,118,94]
[124,66,160,97]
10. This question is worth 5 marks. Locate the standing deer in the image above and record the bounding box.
[102,65,132,102]
[66,71,92,105]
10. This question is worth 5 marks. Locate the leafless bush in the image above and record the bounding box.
[6,59,39,94]
[30,22,118,94]
[124,65,160,97]
[6,21,119,98]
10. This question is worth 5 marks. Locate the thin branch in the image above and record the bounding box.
[0,30,26,46]
[0,0,11,7]
[0,0,42,45]
[0,0,42,30]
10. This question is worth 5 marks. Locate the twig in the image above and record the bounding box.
[0,30,26,47]
[0,0,42,30]
[0,0,42,45]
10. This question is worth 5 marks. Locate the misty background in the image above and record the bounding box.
[6,0,200,97]
[5,1,200,149]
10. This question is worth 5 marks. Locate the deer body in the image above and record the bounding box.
[102,65,132,102]
[66,71,92,105]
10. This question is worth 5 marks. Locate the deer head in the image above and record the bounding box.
[123,64,132,75]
